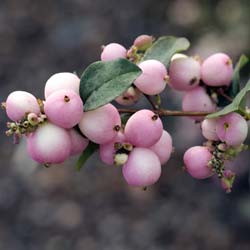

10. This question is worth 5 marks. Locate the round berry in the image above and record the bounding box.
[122,148,161,187]
[68,129,89,156]
[150,130,173,165]
[101,43,127,61]
[201,53,233,86]
[134,60,167,95]
[5,91,40,122]
[124,109,163,147]
[216,112,248,146]
[44,72,80,99]
[115,86,141,106]
[201,118,219,141]
[78,104,121,144]
[133,34,153,51]
[44,89,84,129]
[169,57,201,91]
[183,146,213,179]
[27,123,71,164]
[182,86,216,121]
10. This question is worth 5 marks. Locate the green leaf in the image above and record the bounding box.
[207,79,250,119]
[76,142,99,171]
[80,58,142,111]
[230,54,249,97]
[141,36,190,67]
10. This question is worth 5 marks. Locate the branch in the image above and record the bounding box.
[118,108,213,117]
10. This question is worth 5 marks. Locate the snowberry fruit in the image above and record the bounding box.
[115,86,141,106]
[183,146,213,179]
[5,91,40,122]
[201,53,233,86]
[122,148,161,187]
[201,118,219,141]
[134,60,167,95]
[44,89,84,129]
[27,123,71,164]
[44,72,80,99]
[124,109,163,147]
[171,53,188,61]
[216,112,248,146]
[169,57,201,91]
[150,130,173,165]
[182,86,216,121]
[101,43,127,61]
[78,104,121,144]
[133,34,153,51]
[99,131,126,165]
[68,129,89,156]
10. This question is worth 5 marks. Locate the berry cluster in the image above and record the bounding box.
[2,34,249,192]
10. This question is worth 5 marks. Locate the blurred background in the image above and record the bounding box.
[0,0,250,249]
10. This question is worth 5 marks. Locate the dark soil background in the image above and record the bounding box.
[1,1,250,249]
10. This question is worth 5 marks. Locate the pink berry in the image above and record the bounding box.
[44,72,80,99]
[182,86,216,121]
[150,130,173,165]
[216,112,248,146]
[133,34,153,51]
[201,53,233,86]
[122,148,161,187]
[183,146,213,179]
[68,129,89,156]
[124,109,163,147]
[169,57,201,91]
[27,123,71,164]
[101,43,127,61]
[5,91,40,121]
[134,60,167,95]
[115,86,141,106]
[78,104,121,144]
[44,89,84,129]
[99,131,125,165]
[201,118,219,141]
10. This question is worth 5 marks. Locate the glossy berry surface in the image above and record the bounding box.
[27,123,71,164]
[183,146,213,179]
[101,43,127,61]
[122,147,161,187]
[201,53,233,86]
[78,104,121,144]
[5,91,40,122]
[134,60,167,95]
[44,72,80,99]
[124,109,163,147]
[44,89,84,129]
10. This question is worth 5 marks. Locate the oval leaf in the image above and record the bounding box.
[141,36,190,67]
[80,58,141,111]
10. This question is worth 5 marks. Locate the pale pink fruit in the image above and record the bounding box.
[183,146,213,179]
[101,43,127,61]
[182,86,216,121]
[216,112,248,146]
[27,123,71,164]
[99,131,125,165]
[68,129,89,156]
[150,130,173,165]
[169,57,201,91]
[122,148,161,187]
[134,60,167,95]
[44,89,84,129]
[124,109,163,147]
[78,104,121,144]
[5,91,40,122]
[44,72,80,99]
[133,34,153,50]
[201,53,233,86]
[201,118,219,141]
